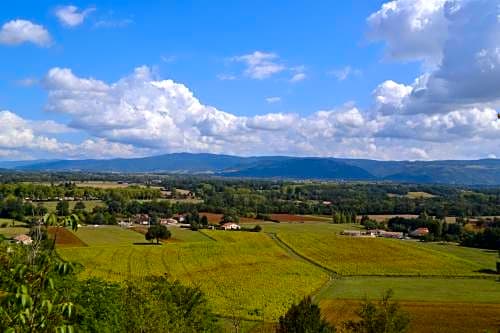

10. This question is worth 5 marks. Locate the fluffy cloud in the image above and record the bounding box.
[55,5,95,27]
[0,20,51,46]
[0,110,147,159]
[367,0,448,65]
[369,0,500,115]
[38,65,500,160]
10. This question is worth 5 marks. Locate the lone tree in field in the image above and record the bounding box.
[145,225,171,244]
[277,296,335,333]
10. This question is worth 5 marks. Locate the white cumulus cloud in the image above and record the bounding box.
[55,5,96,27]
[0,20,51,46]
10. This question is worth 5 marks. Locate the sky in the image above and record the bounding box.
[0,0,499,161]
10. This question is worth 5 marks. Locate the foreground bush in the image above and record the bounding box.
[0,240,219,332]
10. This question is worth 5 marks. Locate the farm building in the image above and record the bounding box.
[160,218,178,225]
[341,230,376,237]
[118,221,133,228]
[409,227,430,237]
[221,223,241,230]
[134,214,150,225]
[378,231,404,239]
[14,234,33,245]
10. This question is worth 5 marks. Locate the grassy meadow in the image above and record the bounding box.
[0,219,29,238]
[259,223,496,276]
[56,220,500,330]
[58,226,329,320]
[316,277,500,303]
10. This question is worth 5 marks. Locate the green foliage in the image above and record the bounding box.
[72,201,86,213]
[56,201,70,216]
[145,224,171,244]
[70,278,125,332]
[277,296,335,333]
[460,224,500,250]
[343,290,410,333]
[121,275,218,333]
[0,242,77,332]
[0,240,220,332]
[332,211,356,224]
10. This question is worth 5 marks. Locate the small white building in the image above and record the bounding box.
[160,218,178,225]
[14,234,33,245]
[118,221,133,228]
[221,223,241,230]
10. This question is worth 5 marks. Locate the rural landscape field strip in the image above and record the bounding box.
[263,223,497,277]
[315,276,500,303]
[58,227,330,320]
[267,232,338,275]
[320,299,500,333]
[57,222,500,326]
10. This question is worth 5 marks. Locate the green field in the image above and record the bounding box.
[260,223,496,276]
[71,226,145,246]
[316,277,500,303]
[57,221,499,329]
[0,219,29,238]
[58,227,329,320]
[41,200,104,213]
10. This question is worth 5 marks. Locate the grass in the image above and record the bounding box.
[41,200,104,213]
[316,277,500,303]
[320,299,500,333]
[269,214,330,223]
[406,191,436,199]
[71,226,145,246]
[131,225,212,243]
[58,221,499,326]
[74,181,161,189]
[259,222,496,276]
[0,219,29,238]
[58,228,329,320]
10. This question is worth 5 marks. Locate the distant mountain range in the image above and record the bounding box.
[1,153,500,185]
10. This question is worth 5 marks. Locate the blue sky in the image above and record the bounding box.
[0,0,499,160]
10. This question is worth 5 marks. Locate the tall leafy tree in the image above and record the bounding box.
[277,297,335,333]
[344,290,410,333]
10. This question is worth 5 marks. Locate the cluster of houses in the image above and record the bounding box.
[341,227,429,240]
[119,214,192,228]
[118,213,242,231]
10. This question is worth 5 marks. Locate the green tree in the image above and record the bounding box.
[73,201,86,213]
[145,224,171,244]
[200,215,209,226]
[0,239,77,332]
[277,296,335,333]
[56,201,70,216]
[343,290,410,333]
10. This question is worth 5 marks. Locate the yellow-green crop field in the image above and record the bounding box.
[0,219,29,238]
[260,223,497,276]
[57,221,499,329]
[58,227,329,320]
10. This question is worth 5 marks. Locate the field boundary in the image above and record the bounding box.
[267,232,498,280]
[267,232,338,276]
[197,230,218,242]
